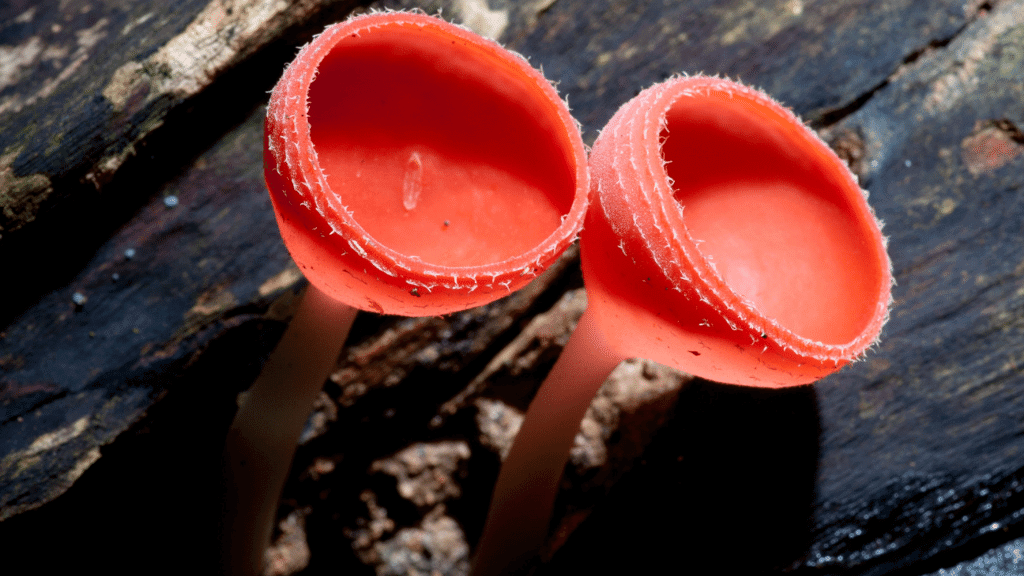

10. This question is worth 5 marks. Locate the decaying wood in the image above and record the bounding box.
[0,0,367,518]
[1,0,1023,574]
[0,0,363,238]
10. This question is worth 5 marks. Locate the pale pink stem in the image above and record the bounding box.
[221,283,358,576]
[472,307,625,576]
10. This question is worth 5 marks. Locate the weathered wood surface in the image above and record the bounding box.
[1,0,1023,574]
[0,0,368,519]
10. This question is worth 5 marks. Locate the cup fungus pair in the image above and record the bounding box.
[222,12,588,575]
[471,76,893,575]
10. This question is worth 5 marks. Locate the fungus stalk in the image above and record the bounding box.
[222,285,357,576]
[472,309,622,576]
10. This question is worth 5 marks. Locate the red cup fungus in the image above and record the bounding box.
[583,75,892,385]
[223,11,588,576]
[264,11,588,316]
[472,75,892,575]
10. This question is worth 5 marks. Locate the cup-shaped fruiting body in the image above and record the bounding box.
[584,76,892,387]
[264,12,588,316]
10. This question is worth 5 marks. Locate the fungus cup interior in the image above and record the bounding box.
[266,13,587,316]
[581,77,891,386]
[308,32,574,266]
[660,91,882,345]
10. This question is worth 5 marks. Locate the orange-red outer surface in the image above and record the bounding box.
[265,12,588,316]
[584,76,892,387]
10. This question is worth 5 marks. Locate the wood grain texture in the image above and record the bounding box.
[0,0,368,519]
[1,0,1023,574]
[0,0,360,237]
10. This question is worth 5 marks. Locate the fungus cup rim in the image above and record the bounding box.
[264,11,589,311]
[586,75,893,375]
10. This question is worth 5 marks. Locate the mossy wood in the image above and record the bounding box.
[1,0,1022,574]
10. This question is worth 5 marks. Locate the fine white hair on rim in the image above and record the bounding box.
[264,9,590,297]
[593,73,892,365]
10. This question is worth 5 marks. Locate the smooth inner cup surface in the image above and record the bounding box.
[662,94,884,345]
[307,25,575,268]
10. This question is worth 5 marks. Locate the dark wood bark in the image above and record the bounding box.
[1,1,1023,574]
